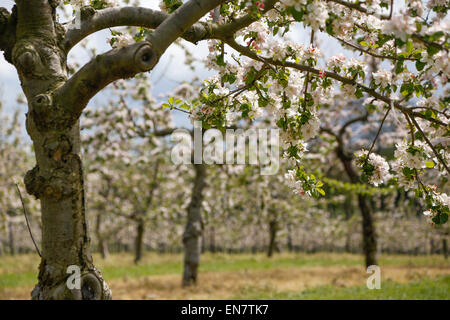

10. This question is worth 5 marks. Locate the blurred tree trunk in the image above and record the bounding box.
[209,226,216,253]
[95,214,109,260]
[443,238,448,260]
[98,238,109,260]
[358,194,377,267]
[267,219,278,258]
[431,239,436,254]
[286,223,293,252]
[8,221,15,256]
[182,163,206,287]
[344,195,352,253]
[337,146,378,268]
[134,159,159,264]
[134,219,145,264]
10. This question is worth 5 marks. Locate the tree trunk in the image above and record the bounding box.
[8,221,15,256]
[336,146,378,268]
[443,238,448,260]
[134,219,145,264]
[95,214,109,260]
[286,223,293,253]
[358,194,378,267]
[209,226,216,253]
[267,220,277,258]
[4,0,111,299]
[430,238,436,254]
[344,195,352,253]
[25,123,111,299]
[98,238,109,260]
[182,164,206,287]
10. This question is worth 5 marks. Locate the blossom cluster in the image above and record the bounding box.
[355,150,391,186]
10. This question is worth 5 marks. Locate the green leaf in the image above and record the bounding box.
[427,45,440,57]
[289,7,304,21]
[360,41,369,47]
[415,61,426,71]
[433,213,448,225]
[316,188,325,196]
[406,41,414,53]
[425,161,435,168]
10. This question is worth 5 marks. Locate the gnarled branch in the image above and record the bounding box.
[54,41,158,119]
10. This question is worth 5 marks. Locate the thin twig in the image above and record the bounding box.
[366,107,391,159]
[409,116,450,175]
[15,184,41,257]
[359,108,391,170]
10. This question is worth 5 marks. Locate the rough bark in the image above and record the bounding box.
[182,163,206,287]
[8,0,114,300]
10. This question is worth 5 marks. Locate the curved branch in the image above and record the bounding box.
[66,1,226,55]
[338,113,369,138]
[63,6,208,52]
[148,0,226,56]
[54,41,158,119]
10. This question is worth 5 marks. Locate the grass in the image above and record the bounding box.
[235,276,450,300]
[0,252,449,299]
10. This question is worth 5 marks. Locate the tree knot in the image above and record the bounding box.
[24,163,76,200]
[134,42,158,72]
